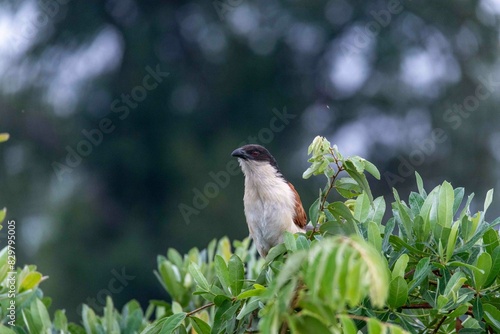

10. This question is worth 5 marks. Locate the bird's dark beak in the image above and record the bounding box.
[231,148,247,159]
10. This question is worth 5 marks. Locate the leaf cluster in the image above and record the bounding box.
[1,136,500,333]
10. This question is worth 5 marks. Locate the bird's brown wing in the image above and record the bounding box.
[288,182,307,228]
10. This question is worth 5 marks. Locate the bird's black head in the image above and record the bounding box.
[231,144,280,169]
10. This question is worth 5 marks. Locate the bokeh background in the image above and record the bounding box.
[1,0,500,321]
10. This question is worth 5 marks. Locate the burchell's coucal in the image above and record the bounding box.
[232,144,307,257]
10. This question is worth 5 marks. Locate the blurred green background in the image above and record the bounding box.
[1,0,500,321]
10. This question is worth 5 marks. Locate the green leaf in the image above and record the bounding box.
[437,181,454,228]
[448,261,484,278]
[443,271,467,301]
[413,215,428,243]
[214,255,230,295]
[345,253,363,307]
[460,215,475,242]
[189,317,211,334]
[296,235,310,251]
[453,187,465,215]
[304,236,389,308]
[265,243,287,264]
[139,318,166,334]
[320,220,346,236]
[31,299,51,332]
[483,228,500,255]
[456,217,500,253]
[354,192,371,223]
[473,252,491,290]
[388,276,408,309]
[104,296,118,333]
[446,220,459,262]
[339,315,357,334]
[382,218,395,252]
[0,133,9,143]
[363,159,381,180]
[19,272,43,292]
[436,295,449,310]
[392,189,413,241]
[415,172,426,197]
[212,300,240,334]
[484,246,500,288]
[367,196,386,227]
[54,309,68,331]
[308,198,321,226]
[389,236,428,257]
[289,315,332,333]
[447,303,469,319]
[160,313,186,334]
[392,254,409,279]
[389,325,407,334]
[344,160,374,203]
[348,156,366,173]
[236,287,266,300]
[367,221,382,252]
[484,189,494,213]
[420,187,439,234]
[0,325,16,334]
[216,237,231,262]
[483,304,500,332]
[351,237,390,307]
[367,317,384,334]
[167,248,184,268]
[0,208,6,224]
[214,294,231,306]
[328,202,359,236]
[82,305,98,334]
[188,263,210,292]
[172,301,183,314]
[284,232,297,252]
[473,297,483,320]
[302,164,317,179]
[156,259,185,302]
[409,192,424,216]
[408,257,431,292]
[236,298,260,320]
[458,193,475,222]
[335,177,362,199]
[228,254,244,295]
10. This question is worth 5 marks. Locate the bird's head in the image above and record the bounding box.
[231,144,282,176]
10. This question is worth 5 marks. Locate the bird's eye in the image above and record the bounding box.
[251,151,260,157]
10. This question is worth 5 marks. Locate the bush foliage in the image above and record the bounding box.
[1,136,500,333]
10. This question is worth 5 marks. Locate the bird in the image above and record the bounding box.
[231,144,307,257]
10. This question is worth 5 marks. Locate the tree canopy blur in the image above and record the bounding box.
[1,0,500,320]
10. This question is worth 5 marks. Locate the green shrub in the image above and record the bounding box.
[1,136,500,333]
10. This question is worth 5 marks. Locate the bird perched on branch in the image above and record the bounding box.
[231,144,307,257]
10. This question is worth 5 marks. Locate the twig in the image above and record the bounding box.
[432,315,447,334]
[280,322,288,334]
[318,148,343,212]
[186,302,215,316]
[401,303,433,309]
[308,149,343,241]
[404,269,415,279]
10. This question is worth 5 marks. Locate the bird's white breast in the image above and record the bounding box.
[239,160,303,256]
